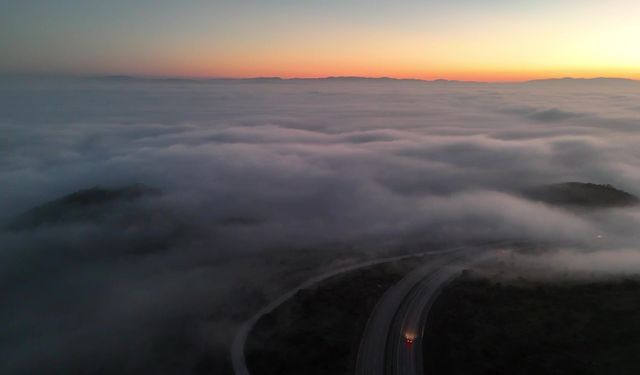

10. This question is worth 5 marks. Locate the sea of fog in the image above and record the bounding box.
[2,77,640,374]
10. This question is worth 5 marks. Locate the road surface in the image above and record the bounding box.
[355,246,495,375]
[230,245,483,375]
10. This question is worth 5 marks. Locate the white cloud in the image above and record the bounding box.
[2,78,640,374]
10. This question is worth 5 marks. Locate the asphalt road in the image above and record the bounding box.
[355,247,494,375]
[230,246,474,375]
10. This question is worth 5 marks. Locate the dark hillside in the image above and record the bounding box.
[524,182,638,208]
[6,184,160,231]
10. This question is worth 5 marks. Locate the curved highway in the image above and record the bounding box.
[230,245,481,375]
[231,247,472,375]
[355,246,506,375]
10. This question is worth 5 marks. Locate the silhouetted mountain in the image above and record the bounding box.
[6,184,160,231]
[524,182,639,208]
[92,75,200,84]
[230,76,476,84]
[525,77,638,86]
[86,75,484,85]
[96,75,138,81]
[55,75,640,86]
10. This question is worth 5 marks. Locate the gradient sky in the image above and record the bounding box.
[1,0,639,81]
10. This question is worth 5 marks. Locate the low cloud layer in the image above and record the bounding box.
[2,78,640,374]
[521,248,640,275]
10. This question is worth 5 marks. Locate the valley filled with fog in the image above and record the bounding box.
[2,77,640,374]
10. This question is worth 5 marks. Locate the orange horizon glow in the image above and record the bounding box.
[102,64,640,83]
[182,70,640,83]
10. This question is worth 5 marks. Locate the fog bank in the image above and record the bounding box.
[2,78,640,374]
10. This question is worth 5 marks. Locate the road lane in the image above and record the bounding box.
[231,245,477,375]
[356,246,497,375]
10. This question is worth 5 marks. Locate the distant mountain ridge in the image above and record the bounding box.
[90,75,473,84]
[524,77,637,86]
[89,75,639,85]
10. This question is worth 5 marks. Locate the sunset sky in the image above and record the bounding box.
[2,0,639,81]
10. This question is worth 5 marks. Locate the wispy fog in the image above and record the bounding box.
[2,77,640,374]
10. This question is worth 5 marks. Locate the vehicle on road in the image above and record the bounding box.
[404,332,416,347]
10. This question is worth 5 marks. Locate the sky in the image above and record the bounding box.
[1,0,640,81]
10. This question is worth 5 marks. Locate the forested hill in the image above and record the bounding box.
[525,182,638,208]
